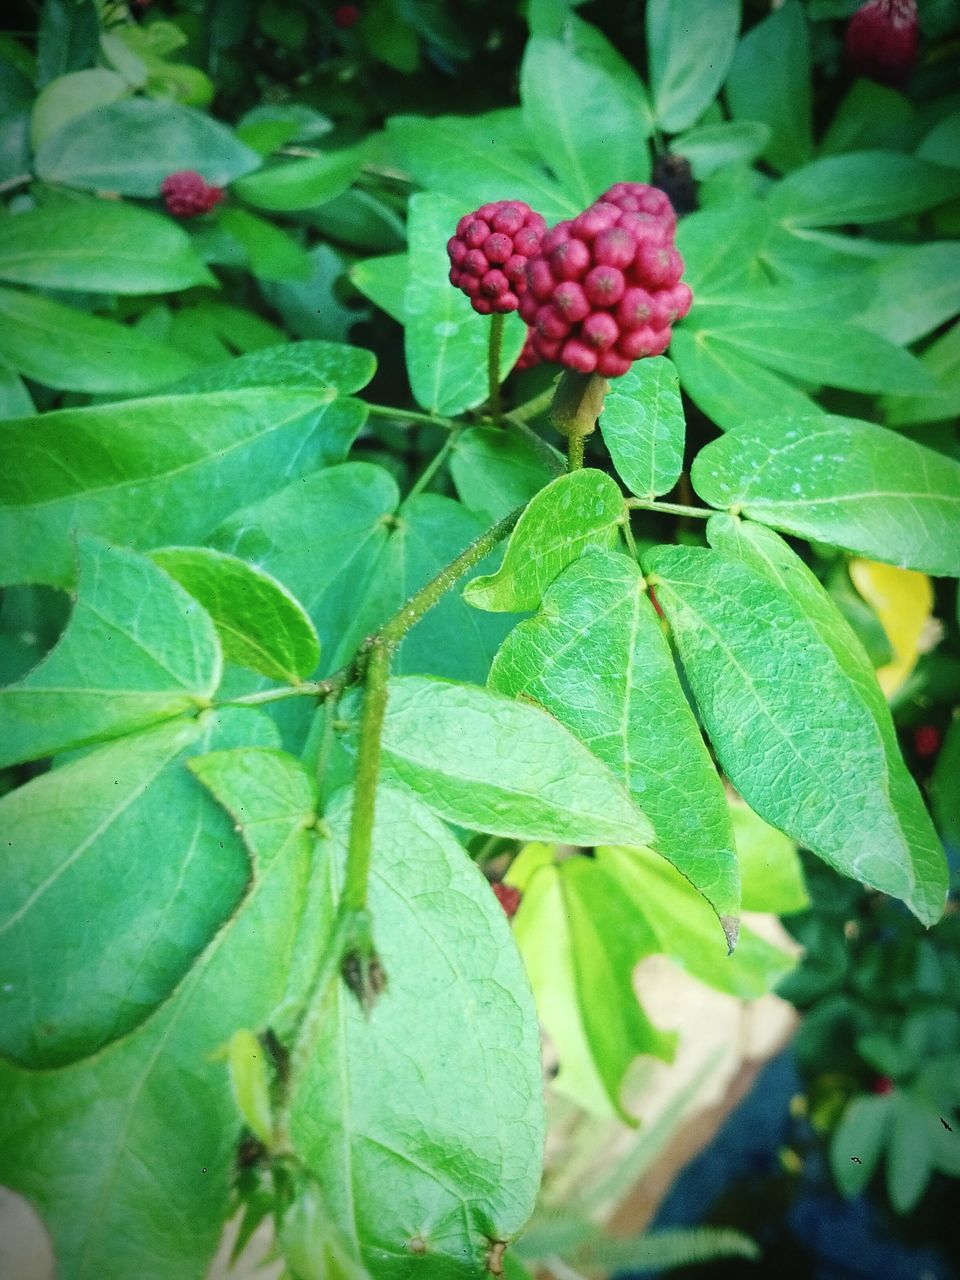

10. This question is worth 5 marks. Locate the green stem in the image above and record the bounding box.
[378,505,523,646]
[343,642,392,913]
[487,312,505,427]
[365,402,460,432]
[620,514,639,561]
[407,429,459,498]
[219,672,349,707]
[625,498,713,520]
[567,433,586,472]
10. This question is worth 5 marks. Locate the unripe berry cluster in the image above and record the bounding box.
[518,183,691,377]
[160,170,224,219]
[447,201,548,316]
[845,0,918,86]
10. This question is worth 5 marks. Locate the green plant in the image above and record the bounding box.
[1,1,959,1277]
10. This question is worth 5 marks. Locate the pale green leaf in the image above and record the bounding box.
[692,415,960,576]
[30,67,128,149]
[34,96,262,195]
[675,203,771,297]
[290,782,545,1275]
[210,462,398,675]
[0,538,221,768]
[0,285,197,394]
[647,0,740,133]
[490,550,740,933]
[151,546,320,684]
[725,1,813,172]
[163,338,377,397]
[673,121,771,179]
[367,674,655,847]
[706,517,947,929]
[0,709,278,1069]
[464,469,625,612]
[0,387,340,588]
[231,142,367,212]
[599,356,685,499]
[450,425,564,525]
[887,1093,936,1213]
[769,150,960,227]
[0,730,312,1280]
[226,1029,274,1146]
[348,252,409,324]
[641,543,947,924]
[403,192,527,417]
[217,207,311,282]
[730,797,809,915]
[855,242,960,346]
[521,34,651,206]
[830,1094,893,1196]
[669,328,817,431]
[884,320,960,428]
[0,200,214,293]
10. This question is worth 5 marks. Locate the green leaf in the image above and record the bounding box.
[36,0,99,87]
[725,1,813,172]
[0,200,214,293]
[672,120,771,179]
[489,550,740,935]
[599,356,685,499]
[730,797,809,915]
[769,151,960,227]
[675,203,770,296]
[647,0,740,134]
[0,709,277,1068]
[210,462,398,675]
[367,674,655,847]
[232,142,368,212]
[691,415,960,577]
[0,387,341,588]
[854,242,960,346]
[0,732,312,1280]
[260,243,366,343]
[34,97,262,195]
[217,207,311,282]
[450,424,564,525]
[884,320,960,428]
[598,845,794,998]
[0,285,197,394]
[830,1094,893,1196]
[706,517,946,929]
[403,192,527,417]
[150,546,320,684]
[0,358,33,419]
[521,34,650,206]
[163,338,376,397]
[348,252,409,323]
[226,1029,274,1145]
[918,109,960,169]
[642,541,946,924]
[386,113,578,224]
[887,1093,936,1213]
[930,714,960,860]
[0,538,220,768]
[685,307,933,395]
[290,782,544,1274]
[820,79,918,157]
[464,469,625,612]
[553,854,675,1122]
[30,67,128,148]
[345,493,520,685]
[669,328,817,432]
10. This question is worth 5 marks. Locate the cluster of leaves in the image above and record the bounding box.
[1,0,959,1277]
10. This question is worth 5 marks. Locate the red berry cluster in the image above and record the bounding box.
[845,0,918,86]
[518,183,691,378]
[447,201,548,316]
[492,882,522,919]
[334,3,360,28]
[160,170,224,219]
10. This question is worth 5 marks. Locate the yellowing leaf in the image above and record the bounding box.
[226,1029,273,1146]
[849,558,933,697]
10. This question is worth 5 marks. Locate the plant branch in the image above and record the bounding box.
[487,313,505,427]
[567,433,586,472]
[342,642,392,913]
[365,402,460,432]
[377,505,523,646]
[625,498,713,520]
[509,384,556,423]
[407,429,459,498]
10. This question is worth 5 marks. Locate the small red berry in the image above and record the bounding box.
[160,170,223,218]
[872,1075,894,1095]
[492,882,522,918]
[520,181,691,375]
[447,201,547,316]
[845,0,918,86]
[334,4,360,28]
[515,328,541,370]
[914,724,942,760]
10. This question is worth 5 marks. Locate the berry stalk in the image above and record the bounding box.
[488,312,505,427]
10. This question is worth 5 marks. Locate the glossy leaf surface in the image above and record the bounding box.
[599,357,685,499]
